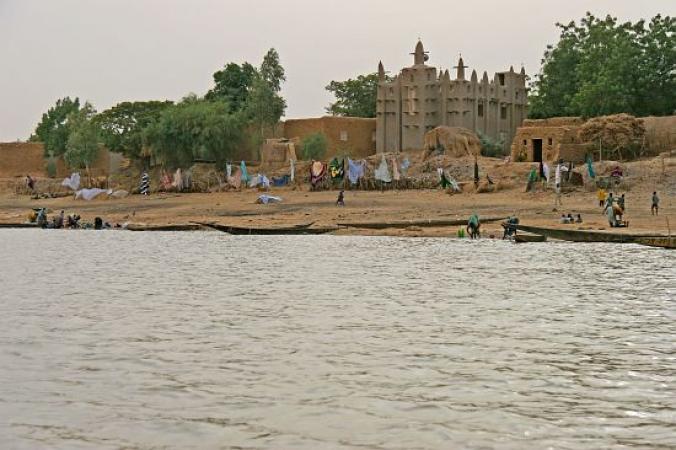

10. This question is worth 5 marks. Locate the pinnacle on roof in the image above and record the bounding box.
[378,61,385,80]
[412,39,428,65]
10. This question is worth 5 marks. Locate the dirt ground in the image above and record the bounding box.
[1,155,673,237]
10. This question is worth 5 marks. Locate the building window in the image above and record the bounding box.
[500,105,507,120]
[548,137,553,146]
[498,74,505,86]
[410,74,414,83]
[388,87,393,95]
[340,131,348,141]
[478,104,484,117]
[523,139,527,146]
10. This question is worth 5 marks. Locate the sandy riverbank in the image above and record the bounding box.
[0,179,672,237]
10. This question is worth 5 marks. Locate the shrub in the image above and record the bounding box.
[301,132,328,160]
[479,132,506,158]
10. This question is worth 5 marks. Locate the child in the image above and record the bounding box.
[651,192,659,216]
[336,189,345,206]
[597,188,606,207]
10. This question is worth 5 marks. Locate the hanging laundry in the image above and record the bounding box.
[240,161,250,184]
[172,168,183,191]
[140,171,150,195]
[329,157,344,180]
[400,158,410,177]
[290,159,295,182]
[586,156,596,179]
[61,173,81,191]
[391,156,401,181]
[375,155,391,183]
[226,162,232,178]
[228,168,242,188]
[311,161,326,187]
[272,175,290,187]
[444,171,461,192]
[249,174,270,188]
[347,159,365,185]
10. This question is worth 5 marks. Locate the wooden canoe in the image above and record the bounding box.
[515,224,666,244]
[338,216,508,229]
[198,222,337,235]
[126,223,204,232]
[514,233,547,243]
[0,223,39,229]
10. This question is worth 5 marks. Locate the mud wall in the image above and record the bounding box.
[0,142,120,178]
[283,117,376,159]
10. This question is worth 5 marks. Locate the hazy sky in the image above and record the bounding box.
[0,0,673,141]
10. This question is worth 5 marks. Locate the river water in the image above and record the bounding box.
[0,230,674,449]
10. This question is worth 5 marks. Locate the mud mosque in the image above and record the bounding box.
[376,40,528,153]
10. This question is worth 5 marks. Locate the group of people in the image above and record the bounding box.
[600,191,628,228]
[559,213,583,224]
[30,208,111,230]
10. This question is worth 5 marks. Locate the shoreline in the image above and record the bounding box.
[1,186,672,239]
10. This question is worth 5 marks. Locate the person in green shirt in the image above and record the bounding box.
[467,214,480,239]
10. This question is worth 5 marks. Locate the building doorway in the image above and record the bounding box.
[532,139,543,162]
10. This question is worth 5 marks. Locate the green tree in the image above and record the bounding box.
[260,48,286,93]
[301,132,328,160]
[326,73,387,118]
[205,62,257,111]
[94,100,173,160]
[529,13,675,118]
[246,75,286,138]
[31,97,81,156]
[64,103,100,173]
[146,98,245,170]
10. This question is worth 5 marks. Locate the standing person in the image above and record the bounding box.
[336,189,345,206]
[554,160,568,209]
[604,192,614,214]
[617,193,626,213]
[140,171,150,196]
[25,174,35,192]
[543,162,550,187]
[467,214,480,239]
[597,188,607,207]
[651,192,659,216]
[473,158,479,187]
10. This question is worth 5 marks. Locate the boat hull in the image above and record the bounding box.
[515,224,665,244]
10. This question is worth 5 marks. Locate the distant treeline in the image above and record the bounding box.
[528,13,675,119]
[30,49,286,171]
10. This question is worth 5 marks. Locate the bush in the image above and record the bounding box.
[479,133,506,158]
[301,132,328,160]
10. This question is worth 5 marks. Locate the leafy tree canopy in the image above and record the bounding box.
[326,73,389,118]
[145,98,245,170]
[64,103,100,170]
[529,13,675,118]
[205,62,257,111]
[94,100,173,159]
[31,96,81,157]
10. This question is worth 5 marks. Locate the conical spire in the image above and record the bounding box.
[520,65,526,76]
[413,40,426,65]
[378,61,385,80]
[470,69,478,83]
[510,65,514,73]
[455,55,466,80]
[482,71,489,84]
